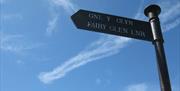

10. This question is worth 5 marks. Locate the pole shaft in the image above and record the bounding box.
[154,41,172,91]
[144,5,172,91]
[150,17,172,91]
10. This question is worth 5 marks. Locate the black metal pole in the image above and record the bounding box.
[144,5,172,91]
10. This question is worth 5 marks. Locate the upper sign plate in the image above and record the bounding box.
[71,9,153,41]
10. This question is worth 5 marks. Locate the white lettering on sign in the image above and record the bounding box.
[88,13,133,26]
[106,16,111,22]
[86,13,146,38]
[88,13,101,20]
[117,27,129,34]
[116,18,133,26]
[87,21,146,38]
[109,26,129,34]
[87,21,106,30]
[72,10,152,41]
[131,29,146,37]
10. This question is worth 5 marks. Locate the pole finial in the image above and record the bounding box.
[144,4,161,18]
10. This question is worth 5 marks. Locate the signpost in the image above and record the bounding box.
[71,4,172,91]
[145,5,172,91]
[71,9,153,41]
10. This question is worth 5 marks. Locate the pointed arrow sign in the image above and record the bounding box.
[71,9,153,42]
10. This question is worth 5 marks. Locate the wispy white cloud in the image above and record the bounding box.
[134,0,146,20]
[159,1,180,32]
[50,0,77,13]
[39,36,130,84]
[1,14,23,21]
[125,83,148,91]
[39,0,180,84]
[163,17,180,31]
[95,77,111,86]
[134,0,180,32]
[46,13,59,36]
[160,2,180,22]
[0,32,42,54]
[124,82,180,91]
[0,12,42,55]
[45,0,78,36]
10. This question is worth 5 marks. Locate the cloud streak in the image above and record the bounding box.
[51,0,77,13]
[46,0,78,36]
[125,83,148,91]
[160,2,180,32]
[1,14,23,21]
[0,32,42,54]
[134,0,146,20]
[124,82,180,91]
[39,36,130,84]
[39,0,180,84]
[160,1,180,23]
[46,12,59,36]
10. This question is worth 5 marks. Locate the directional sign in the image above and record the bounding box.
[71,9,153,41]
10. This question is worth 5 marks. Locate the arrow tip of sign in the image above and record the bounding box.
[144,4,161,17]
[71,9,84,20]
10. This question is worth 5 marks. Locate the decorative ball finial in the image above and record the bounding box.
[144,4,161,18]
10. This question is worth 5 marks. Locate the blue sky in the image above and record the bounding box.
[0,0,180,91]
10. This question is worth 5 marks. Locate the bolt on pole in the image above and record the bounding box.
[144,4,172,91]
